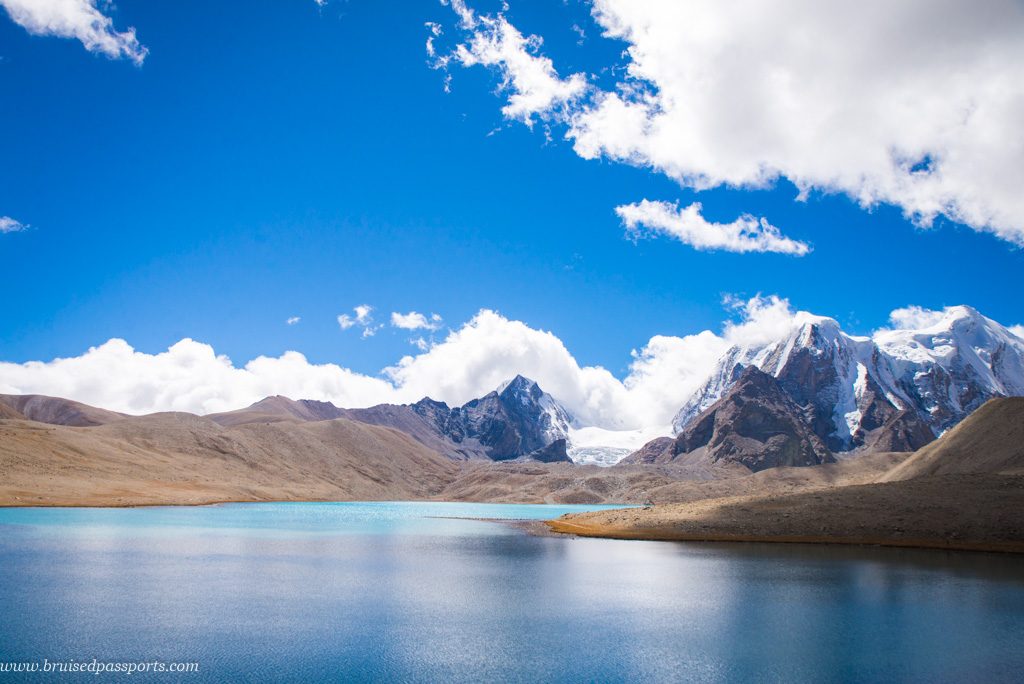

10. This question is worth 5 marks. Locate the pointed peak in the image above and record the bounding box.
[412,396,450,411]
[497,374,540,395]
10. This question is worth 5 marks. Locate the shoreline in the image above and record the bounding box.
[543,519,1024,554]
[0,498,638,510]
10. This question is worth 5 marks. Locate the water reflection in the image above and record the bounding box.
[0,504,1022,683]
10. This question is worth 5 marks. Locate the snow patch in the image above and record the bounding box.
[567,425,671,466]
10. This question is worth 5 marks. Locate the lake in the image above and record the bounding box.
[1,502,1023,682]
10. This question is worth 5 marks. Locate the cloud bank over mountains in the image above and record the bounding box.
[437,0,1024,248]
[5,297,1012,431]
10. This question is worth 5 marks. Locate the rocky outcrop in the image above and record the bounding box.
[622,436,675,465]
[524,438,570,463]
[628,367,833,472]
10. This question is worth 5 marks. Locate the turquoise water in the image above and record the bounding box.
[1,502,1023,682]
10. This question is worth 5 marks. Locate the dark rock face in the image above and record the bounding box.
[525,438,570,463]
[636,367,833,472]
[622,436,675,465]
[859,409,936,453]
[411,375,572,462]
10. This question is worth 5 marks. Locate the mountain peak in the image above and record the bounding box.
[497,374,541,397]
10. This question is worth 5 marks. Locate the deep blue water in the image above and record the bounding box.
[1,502,1023,683]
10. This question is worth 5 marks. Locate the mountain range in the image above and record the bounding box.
[1,305,1021,476]
[659,305,1024,468]
[205,374,574,462]
[208,304,1024,471]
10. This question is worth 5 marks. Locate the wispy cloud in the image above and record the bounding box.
[338,305,381,338]
[0,216,26,234]
[432,0,586,125]
[391,311,443,331]
[616,200,809,256]
[0,0,148,64]
[286,316,301,326]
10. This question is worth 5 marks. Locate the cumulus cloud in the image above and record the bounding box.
[1,0,147,64]
[391,311,442,330]
[617,200,809,255]
[720,295,827,348]
[0,298,836,430]
[0,339,398,416]
[439,0,1024,246]
[434,0,586,125]
[0,216,26,233]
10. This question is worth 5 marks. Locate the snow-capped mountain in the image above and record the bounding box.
[875,306,1024,434]
[671,305,1024,454]
[452,374,574,458]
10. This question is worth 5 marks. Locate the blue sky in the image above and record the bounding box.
[0,0,1022,390]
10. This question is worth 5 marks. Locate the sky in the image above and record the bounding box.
[0,0,1022,423]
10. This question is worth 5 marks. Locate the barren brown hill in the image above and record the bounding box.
[206,395,345,427]
[881,397,1024,481]
[0,402,25,420]
[0,395,909,508]
[0,413,458,506]
[0,394,125,427]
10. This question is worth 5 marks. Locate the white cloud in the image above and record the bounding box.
[7,298,1006,431]
[391,311,443,330]
[435,0,586,125]
[1010,325,1024,340]
[286,316,301,326]
[337,305,378,336]
[337,305,382,338]
[440,0,1024,246]
[887,306,950,331]
[1,0,147,64]
[617,200,809,255]
[720,294,828,349]
[0,216,26,233]
[0,338,398,416]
